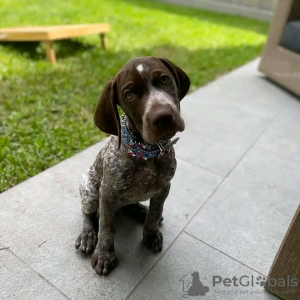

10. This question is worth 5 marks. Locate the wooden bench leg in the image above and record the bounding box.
[100,33,108,50]
[44,41,56,64]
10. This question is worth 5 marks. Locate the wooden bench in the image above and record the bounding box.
[259,0,300,97]
[265,205,300,300]
[0,23,110,64]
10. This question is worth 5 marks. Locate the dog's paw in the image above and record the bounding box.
[75,228,97,254]
[91,248,117,276]
[143,229,163,253]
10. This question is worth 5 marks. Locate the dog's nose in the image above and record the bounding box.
[152,110,173,128]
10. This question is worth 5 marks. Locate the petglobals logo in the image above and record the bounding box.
[179,271,298,298]
[179,271,209,298]
[212,275,298,288]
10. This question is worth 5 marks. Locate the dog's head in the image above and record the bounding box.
[94,57,190,145]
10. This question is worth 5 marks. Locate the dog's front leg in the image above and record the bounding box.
[91,186,117,276]
[143,183,171,253]
[75,168,100,254]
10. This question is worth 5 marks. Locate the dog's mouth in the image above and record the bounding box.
[143,130,177,144]
[159,131,176,141]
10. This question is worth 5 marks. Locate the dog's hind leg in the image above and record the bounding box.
[75,167,101,254]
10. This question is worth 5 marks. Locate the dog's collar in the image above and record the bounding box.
[120,114,179,160]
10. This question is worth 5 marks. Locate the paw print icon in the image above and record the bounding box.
[256,276,266,287]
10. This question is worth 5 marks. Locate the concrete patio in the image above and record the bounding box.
[1,58,299,299]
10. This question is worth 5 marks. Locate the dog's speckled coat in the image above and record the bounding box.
[75,57,190,275]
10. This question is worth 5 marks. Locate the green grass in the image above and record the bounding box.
[0,0,269,192]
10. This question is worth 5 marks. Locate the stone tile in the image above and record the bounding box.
[178,96,268,176]
[287,97,300,111]
[256,107,300,162]
[0,242,6,248]
[0,248,67,300]
[176,59,294,176]
[188,59,293,121]
[185,146,300,275]
[164,158,223,225]
[0,143,221,300]
[129,233,279,300]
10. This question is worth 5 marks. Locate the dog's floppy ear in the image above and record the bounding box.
[94,78,121,147]
[158,57,191,100]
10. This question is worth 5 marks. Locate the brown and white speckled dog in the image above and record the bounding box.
[75,57,190,275]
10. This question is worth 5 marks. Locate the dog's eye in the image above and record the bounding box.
[124,90,134,100]
[160,75,169,85]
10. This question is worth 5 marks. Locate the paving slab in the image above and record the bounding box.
[185,146,300,275]
[0,247,67,300]
[256,106,300,163]
[177,98,268,176]
[190,59,295,122]
[0,144,221,299]
[287,96,300,111]
[177,59,295,176]
[128,233,279,300]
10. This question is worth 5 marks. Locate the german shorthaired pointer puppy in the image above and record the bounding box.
[75,57,190,275]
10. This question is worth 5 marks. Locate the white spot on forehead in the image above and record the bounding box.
[136,64,144,73]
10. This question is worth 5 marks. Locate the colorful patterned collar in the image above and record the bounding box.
[120,114,179,160]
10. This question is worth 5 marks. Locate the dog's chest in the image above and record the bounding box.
[118,157,176,203]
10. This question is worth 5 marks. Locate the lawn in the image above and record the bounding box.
[0,0,269,192]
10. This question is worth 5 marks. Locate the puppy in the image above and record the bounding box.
[75,57,190,275]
